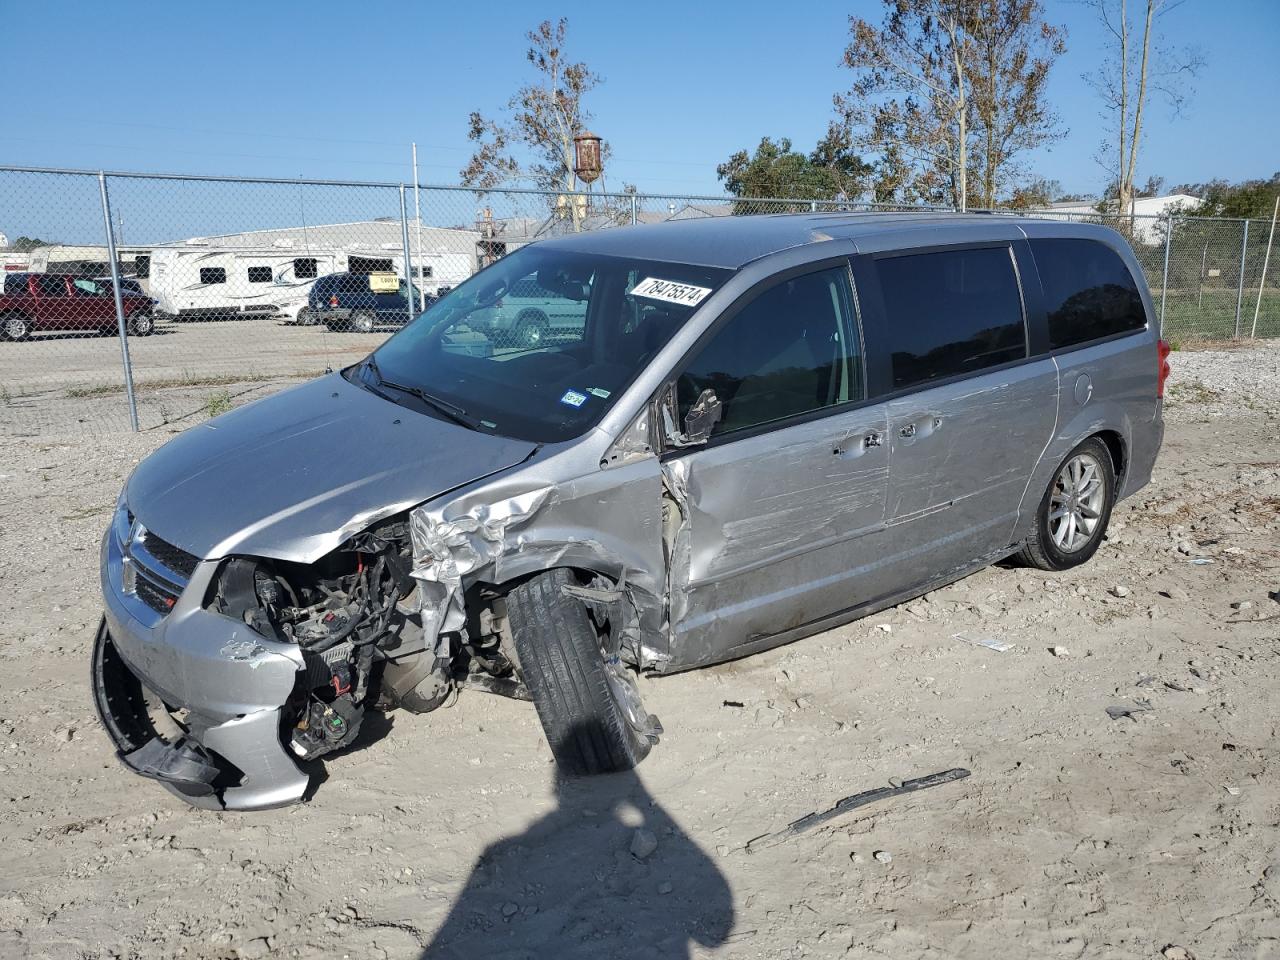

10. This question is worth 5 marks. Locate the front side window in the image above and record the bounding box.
[677,266,862,436]
[1031,238,1146,349]
[367,246,731,443]
[247,266,273,284]
[874,246,1026,391]
[199,267,226,285]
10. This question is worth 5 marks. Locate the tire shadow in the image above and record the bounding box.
[421,722,734,959]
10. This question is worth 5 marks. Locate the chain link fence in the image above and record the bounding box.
[1,164,1276,435]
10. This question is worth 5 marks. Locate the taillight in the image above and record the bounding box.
[329,294,338,307]
[1157,338,1172,398]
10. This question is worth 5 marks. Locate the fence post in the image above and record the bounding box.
[1159,216,1172,329]
[1251,195,1279,339]
[630,193,637,226]
[399,184,414,326]
[98,171,140,432]
[1234,220,1250,338]
[810,200,818,212]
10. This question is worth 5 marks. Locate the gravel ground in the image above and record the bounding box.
[2,340,1278,959]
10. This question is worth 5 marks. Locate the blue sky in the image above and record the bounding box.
[3,0,1277,199]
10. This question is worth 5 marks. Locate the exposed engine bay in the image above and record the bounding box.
[208,515,531,763]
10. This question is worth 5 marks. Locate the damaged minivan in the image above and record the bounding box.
[94,213,1167,809]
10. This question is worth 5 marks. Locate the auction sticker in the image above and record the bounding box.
[630,277,712,307]
[560,389,589,408]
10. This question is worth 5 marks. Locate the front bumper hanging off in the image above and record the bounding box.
[91,619,312,811]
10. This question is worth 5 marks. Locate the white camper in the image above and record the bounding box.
[147,246,343,322]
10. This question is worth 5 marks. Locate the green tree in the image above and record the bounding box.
[832,0,1066,210]
[1174,173,1280,219]
[716,135,870,211]
[7,236,49,251]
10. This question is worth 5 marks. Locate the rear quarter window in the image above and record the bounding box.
[1031,238,1146,349]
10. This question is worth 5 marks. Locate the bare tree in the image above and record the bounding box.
[1084,0,1202,222]
[834,0,1066,210]
[964,0,1066,207]
[461,18,603,229]
[834,1,973,209]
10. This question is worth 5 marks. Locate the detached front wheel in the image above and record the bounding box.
[507,568,660,775]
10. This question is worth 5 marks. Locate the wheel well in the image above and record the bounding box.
[1093,430,1126,484]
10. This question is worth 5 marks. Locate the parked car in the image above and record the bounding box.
[1,273,154,340]
[303,272,429,332]
[94,276,148,298]
[94,213,1166,810]
[464,274,590,347]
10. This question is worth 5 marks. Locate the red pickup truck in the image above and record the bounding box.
[1,273,154,341]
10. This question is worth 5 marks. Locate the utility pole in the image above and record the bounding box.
[411,142,425,311]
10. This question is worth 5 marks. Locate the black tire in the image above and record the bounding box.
[127,312,154,337]
[507,568,657,775]
[295,307,316,326]
[1016,437,1116,571]
[350,309,376,334]
[513,312,548,349]
[2,313,30,341]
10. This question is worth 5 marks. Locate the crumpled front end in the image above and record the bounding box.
[96,508,309,810]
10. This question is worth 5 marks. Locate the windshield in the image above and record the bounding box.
[364,245,732,443]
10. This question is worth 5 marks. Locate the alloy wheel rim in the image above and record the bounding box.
[1049,453,1106,553]
[6,317,24,338]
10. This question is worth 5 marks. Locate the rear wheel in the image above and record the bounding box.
[295,307,316,326]
[2,313,30,341]
[1016,437,1115,571]
[127,312,154,337]
[506,568,659,775]
[350,309,376,334]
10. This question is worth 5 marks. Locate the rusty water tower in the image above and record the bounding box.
[573,130,603,185]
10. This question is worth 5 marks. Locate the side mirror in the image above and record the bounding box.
[681,388,722,444]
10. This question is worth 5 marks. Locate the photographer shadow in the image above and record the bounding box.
[422,725,734,959]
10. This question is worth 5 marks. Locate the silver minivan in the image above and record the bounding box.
[94,213,1168,810]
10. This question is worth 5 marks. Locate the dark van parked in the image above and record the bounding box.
[95,213,1166,809]
[302,272,428,332]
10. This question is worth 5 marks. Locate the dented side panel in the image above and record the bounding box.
[882,357,1060,573]
[663,403,892,668]
[409,441,669,666]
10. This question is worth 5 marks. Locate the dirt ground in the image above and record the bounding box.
[2,342,1278,960]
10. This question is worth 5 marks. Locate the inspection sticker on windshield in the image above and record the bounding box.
[630,277,712,307]
[560,389,589,408]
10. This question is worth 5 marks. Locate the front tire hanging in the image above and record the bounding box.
[506,568,658,775]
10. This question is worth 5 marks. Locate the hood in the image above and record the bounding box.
[127,373,538,563]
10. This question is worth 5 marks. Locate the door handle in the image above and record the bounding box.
[899,423,917,438]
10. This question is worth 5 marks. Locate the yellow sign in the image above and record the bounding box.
[368,272,399,293]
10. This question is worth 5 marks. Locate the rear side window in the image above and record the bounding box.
[1031,238,1146,349]
[199,267,226,285]
[246,266,273,284]
[873,246,1026,391]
